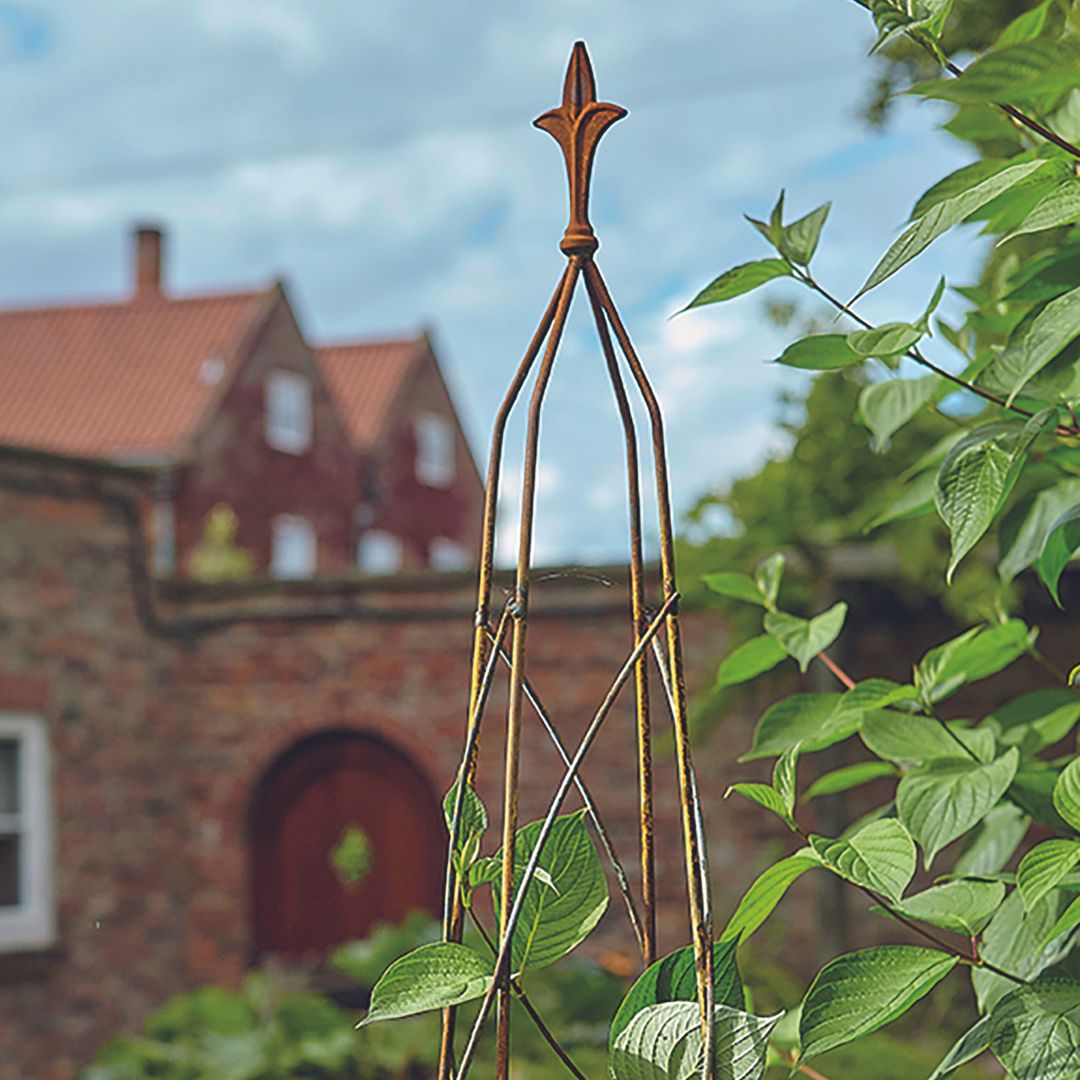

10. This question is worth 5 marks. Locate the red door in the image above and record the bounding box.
[250,731,445,958]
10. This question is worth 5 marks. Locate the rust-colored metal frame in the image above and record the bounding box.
[439,41,715,1080]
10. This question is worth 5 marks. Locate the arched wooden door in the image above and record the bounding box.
[250,730,444,958]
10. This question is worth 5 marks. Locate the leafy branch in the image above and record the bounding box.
[791,266,1080,438]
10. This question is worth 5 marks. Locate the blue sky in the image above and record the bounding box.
[0,0,985,564]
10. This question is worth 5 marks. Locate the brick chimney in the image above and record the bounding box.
[133,225,164,298]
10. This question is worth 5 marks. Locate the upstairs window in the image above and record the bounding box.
[151,500,176,575]
[0,715,54,951]
[271,515,317,579]
[430,537,469,571]
[265,371,313,454]
[356,530,403,575]
[415,413,454,488]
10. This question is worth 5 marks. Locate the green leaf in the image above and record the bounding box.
[1053,758,1080,833]
[444,781,487,851]
[610,1001,780,1080]
[975,891,1072,1013]
[898,749,1020,867]
[875,879,1005,936]
[360,942,493,1025]
[935,415,1054,582]
[773,743,799,816]
[915,619,1033,704]
[804,761,897,800]
[988,689,1080,754]
[1004,179,1080,242]
[927,1015,992,1080]
[1040,895,1080,950]
[1038,502,1080,606]
[773,334,862,371]
[868,0,952,52]
[763,602,847,673]
[847,322,925,358]
[682,259,792,310]
[778,202,830,266]
[702,572,764,606]
[725,783,795,830]
[865,469,937,531]
[858,376,939,452]
[715,635,787,690]
[911,158,1019,221]
[999,479,1080,583]
[610,940,744,1048]
[856,158,1047,297]
[995,0,1051,45]
[469,856,500,890]
[753,553,785,609]
[1012,760,1075,833]
[999,285,1080,404]
[809,818,916,903]
[989,977,1080,1080]
[744,693,847,760]
[1018,840,1080,910]
[955,803,1030,876]
[862,711,994,766]
[914,41,1080,107]
[720,852,820,944]
[493,811,608,971]
[768,190,785,243]
[798,946,958,1060]
[998,689,1080,745]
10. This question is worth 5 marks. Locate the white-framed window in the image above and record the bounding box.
[415,413,455,488]
[271,515,317,579]
[430,537,469,571]
[152,500,176,575]
[356,530,403,575]
[0,715,55,952]
[265,371,313,454]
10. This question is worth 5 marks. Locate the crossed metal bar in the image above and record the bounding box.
[439,42,715,1080]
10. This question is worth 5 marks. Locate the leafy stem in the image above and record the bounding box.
[940,59,1080,163]
[790,817,1024,985]
[791,266,1080,438]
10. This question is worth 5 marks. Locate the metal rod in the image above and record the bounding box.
[585,259,715,1078]
[583,267,656,967]
[652,635,715,1073]
[455,592,680,1080]
[497,260,582,1078]
[443,602,514,929]
[438,267,571,1080]
[484,626,645,954]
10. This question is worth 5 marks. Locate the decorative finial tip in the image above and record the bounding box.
[562,41,596,115]
[535,41,627,258]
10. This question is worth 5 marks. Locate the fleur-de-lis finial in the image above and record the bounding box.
[534,41,627,257]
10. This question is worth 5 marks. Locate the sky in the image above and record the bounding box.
[0,0,986,565]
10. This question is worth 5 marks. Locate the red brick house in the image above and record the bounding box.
[0,226,482,580]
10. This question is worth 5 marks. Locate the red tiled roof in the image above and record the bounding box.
[0,290,270,459]
[316,337,421,450]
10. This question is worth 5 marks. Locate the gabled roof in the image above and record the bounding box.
[0,289,272,460]
[316,336,423,450]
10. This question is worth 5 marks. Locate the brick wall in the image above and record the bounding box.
[0,447,1073,1076]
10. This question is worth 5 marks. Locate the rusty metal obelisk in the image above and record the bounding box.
[439,42,716,1079]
